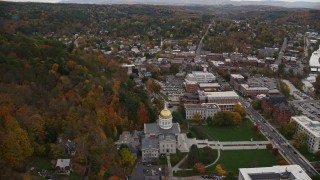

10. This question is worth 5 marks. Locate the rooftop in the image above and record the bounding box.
[56,159,71,168]
[291,116,320,138]
[198,90,239,98]
[239,165,311,180]
[198,83,220,87]
[185,103,220,110]
[230,74,244,79]
[141,137,159,150]
[309,46,320,68]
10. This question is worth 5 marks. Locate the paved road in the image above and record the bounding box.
[275,37,287,65]
[241,97,319,177]
[196,20,215,56]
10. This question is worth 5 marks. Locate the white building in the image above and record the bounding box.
[198,90,240,111]
[309,46,320,72]
[290,116,320,153]
[184,103,220,120]
[141,104,181,162]
[56,159,71,175]
[238,165,311,180]
[186,71,216,83]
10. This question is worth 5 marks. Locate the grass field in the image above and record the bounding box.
[212,149,280,174]
[175,149,280,177]
[189,120,266,141]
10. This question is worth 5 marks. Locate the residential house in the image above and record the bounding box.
[64,139,76,156]
[56,159,71,175]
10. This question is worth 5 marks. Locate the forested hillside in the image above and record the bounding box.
[0,32,156,179]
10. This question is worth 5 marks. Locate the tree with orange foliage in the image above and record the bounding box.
[192,113,202,124]
[194,162,205,174]
[278,159,289,165]
[137,104,149,128]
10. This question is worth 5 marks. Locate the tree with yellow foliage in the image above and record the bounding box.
[215,164,227,176]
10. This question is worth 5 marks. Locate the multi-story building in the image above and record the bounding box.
[309,46,320,72]
[238,165,311,180]
[230,74,244,87]
[184,80,199,93]
[186,71,216,83]
[239,85,269,97]
[198,83,221,92]
[233,77,280,98]
[290,116,320,154]
[184,103,221,120]
[198,90,239,111]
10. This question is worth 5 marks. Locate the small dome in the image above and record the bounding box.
[160,109,172,119]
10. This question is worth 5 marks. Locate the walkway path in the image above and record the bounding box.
[167,154,173,180]
[172,150,221,172]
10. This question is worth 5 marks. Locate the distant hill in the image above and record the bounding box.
[59,0,320,9]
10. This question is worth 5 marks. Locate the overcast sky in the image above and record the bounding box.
[2,0,320,3]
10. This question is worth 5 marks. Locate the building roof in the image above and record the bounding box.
[198,91,239,99]
[241,84,269,91]
[230,74,244,79]
[239,165,311,180]
[185,103,220,110]
[291,116,320,138]
[309,46,320,68]
[159,134,176,141]
[160,108,172,119]
[56,159,71,168]
[198,83,220,88]
[141,137,159,150]
[144,123,180,135]
[65,139,75,150]
[264,96,287,105]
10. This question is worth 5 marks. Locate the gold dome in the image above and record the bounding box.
[160,109,172,119]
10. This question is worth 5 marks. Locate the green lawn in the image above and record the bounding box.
[189,120,266,141]
[175,149,281,177]
[30,157,53,170]
[179,148,218,169]
[212,150,280,174]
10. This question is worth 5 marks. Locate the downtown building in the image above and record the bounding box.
[238,165,311,180]
[290,116,320,154]
[185,71,216,83]
[198,90,240,111]
[309,46,320,73]
[184,103,221,120]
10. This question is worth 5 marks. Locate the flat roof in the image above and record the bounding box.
[199,90,239,98]
[241,84,269,91]
[239,165,311,180]
[198,83,220,87]
[309,47,320,67]
[185,103,220,110]
[291,116,320,138]
[230,74,244,79]
[192,71,215,77]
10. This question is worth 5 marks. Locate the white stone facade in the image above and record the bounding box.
[142,148,159,162]
[291,116,320,154]
[184,103,220,120]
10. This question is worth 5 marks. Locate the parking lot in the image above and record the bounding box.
[160,75,186,102]
[291,100,320,121]
[130,160,163,180]
[292,90,313,101]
